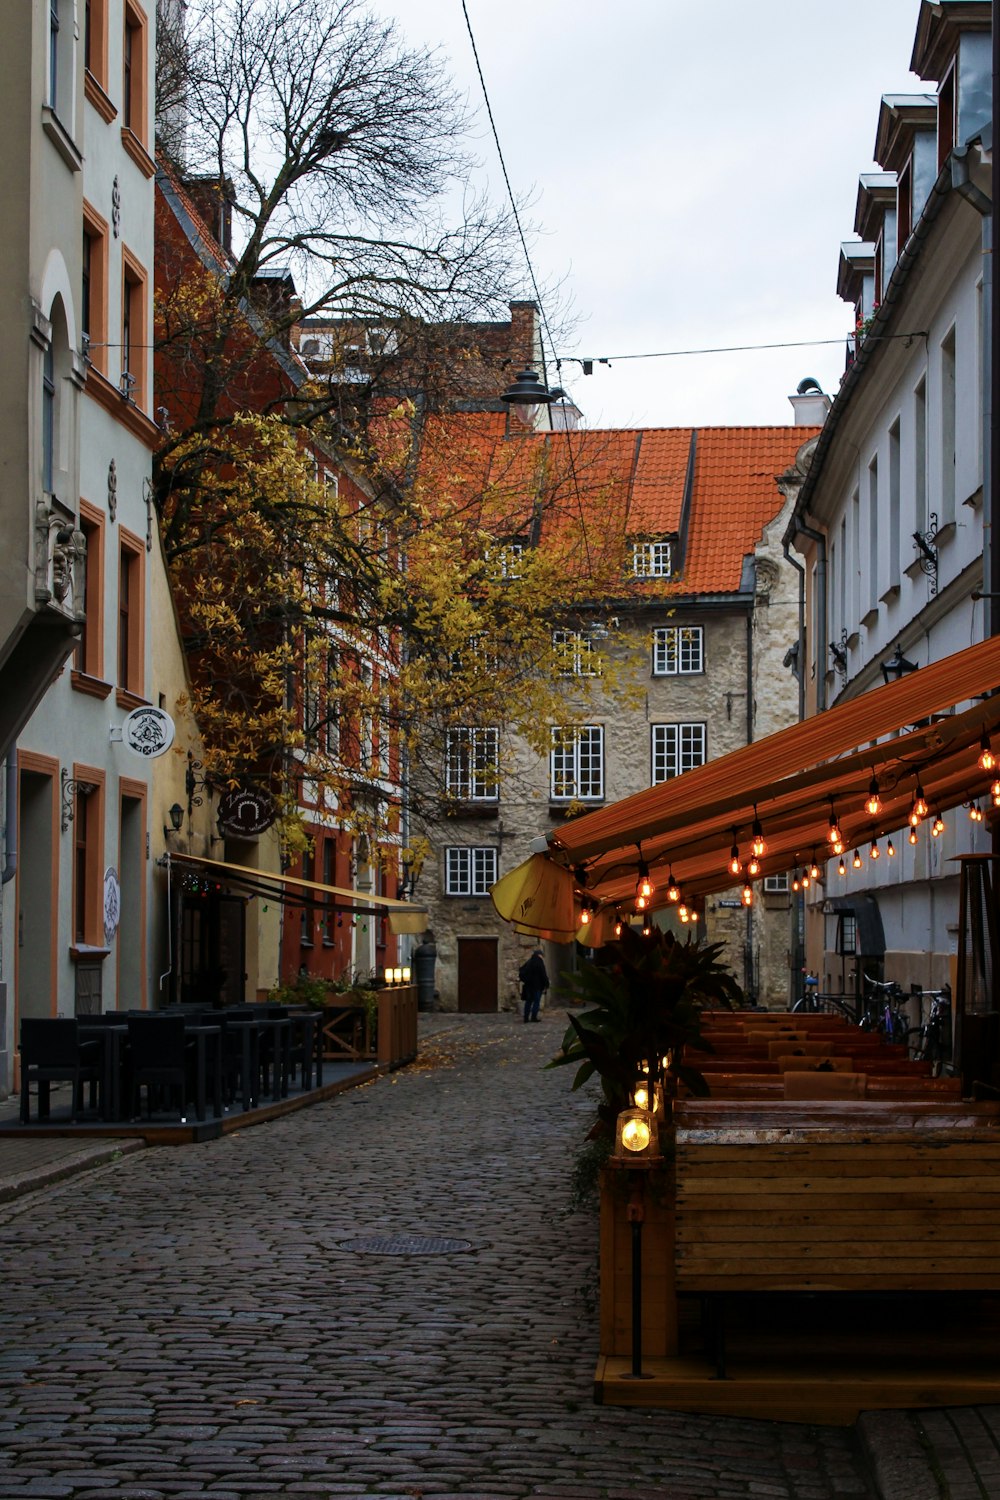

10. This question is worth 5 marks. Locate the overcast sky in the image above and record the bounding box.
[370,0,925,430]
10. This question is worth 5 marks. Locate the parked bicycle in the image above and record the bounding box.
[859,972,909,1043]
[906,985,952,1076]
[790,990,857,1022]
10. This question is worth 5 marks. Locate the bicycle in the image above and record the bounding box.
[906,985,953,1076]
[790,990,857,1022]
[855,972,908,1041]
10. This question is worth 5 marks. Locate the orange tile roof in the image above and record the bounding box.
[406,415,818,597]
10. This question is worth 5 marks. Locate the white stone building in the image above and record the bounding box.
[785,0,992,1007]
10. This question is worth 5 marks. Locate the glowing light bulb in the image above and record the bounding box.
[809,861,820,880]
[621,1116,651,1153]
[979,733,995,772]
[932,813,945,837]
[579,906,591,925]
[635,892,647,911]
[741,884,753,907]
[908,827,919,846]
[852,849,863,869]
[801,871,811,889]
[666,873,680,902]
[791,871,800,892]
[865,776,882,817]
[833,839,844,855]
[747,854,761,877]
[913,784,928,819]
[869,840,880,861]
[633,1083,650,1111]
[838,856,847,875]
[886,839,895,858]
[728,842,741,876]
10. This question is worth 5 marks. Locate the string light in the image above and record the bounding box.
[728,834,741,877]
[636,860,653,901]
[613,911,623,938]
[852,849,863,869]
[838,855,847,875]
[913,782,928,820]
[791,869,800,892]
[865,775,882,817]
[641,912,653,937]
[741,882,753,907]
[833,838,844,855]
[801,868,811,890]
[931,811,945,837]
[666,871,680,903]
[886,837,896,857]
[908,826,919,846]
[869,839,880,861]
[809,855,821,880]
[751,806,767,858]
[827,800,842,846]
[747,853,761,877]
[979,732,996,772]
[969,802,984,824]
[678,902,690,923]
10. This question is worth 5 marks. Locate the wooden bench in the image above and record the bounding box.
[671,1100,1000,1374]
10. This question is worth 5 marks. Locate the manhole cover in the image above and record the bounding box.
[335,1234,473,1256]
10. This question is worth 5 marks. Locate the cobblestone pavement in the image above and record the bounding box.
[0,1013,878,1500]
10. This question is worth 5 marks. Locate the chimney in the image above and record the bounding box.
[789,377,831,426]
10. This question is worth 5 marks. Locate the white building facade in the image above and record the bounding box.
[786,0,992,1003]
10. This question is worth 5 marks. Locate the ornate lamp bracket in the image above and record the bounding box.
[913,512,939,596]
[829,629,849,681]
[61,768,96,832]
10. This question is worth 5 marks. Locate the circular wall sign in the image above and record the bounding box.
[103,867,121,945]
[217,787,276,838]
[122,706,175,759]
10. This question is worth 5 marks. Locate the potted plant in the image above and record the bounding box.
[548,922,744,1140]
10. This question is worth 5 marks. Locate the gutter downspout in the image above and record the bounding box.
[794,518,828,713]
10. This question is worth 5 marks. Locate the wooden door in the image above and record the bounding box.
[457,937,498,1013]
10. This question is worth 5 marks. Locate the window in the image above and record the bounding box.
[446,727,499,801]
[325,648,339,756]
[82,206,109,373]
[42,344,55,495]
[121,250,147,406]
[552,629,599,677]
[122,1,148,143]
[888,419,901,592]
[117,530,145,700]
[75,502,104,680]
[652,625,703,676]
[323,840,336,944]
[445,846,498,897]
[651,723,706,784]
[835,913,857,957]
[84,0,109,97]
[378,694,391,778]
[632,539,672,578]
[488,541,524,580]
[941,325,956,525]
[71,768,104,946]
[300,850,314,945]
[359,664,374,771]
[851,488,861,625]
[914,376,927,536]
[49,0,60,108]
[764,873,790,893]
[550,725,604,802]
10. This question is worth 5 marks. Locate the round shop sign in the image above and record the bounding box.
[122,705,175,759]
[103,866,121,945]
[217,786,276,838]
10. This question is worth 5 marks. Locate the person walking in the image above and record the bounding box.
[519,948,549,1023]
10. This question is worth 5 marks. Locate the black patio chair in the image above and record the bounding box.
[20,1018,102,1124]
[127,1015,193,1122]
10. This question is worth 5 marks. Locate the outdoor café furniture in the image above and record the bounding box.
[78,1017,128,1122]
[19,1018,102,1124]
[128,1014,222,1123]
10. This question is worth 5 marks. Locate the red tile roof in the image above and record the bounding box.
[404,415,818,596]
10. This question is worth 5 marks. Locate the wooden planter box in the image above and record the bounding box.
[316,985,417,1071]
[599,1162,679,1358]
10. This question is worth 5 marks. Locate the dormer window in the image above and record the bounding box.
[632,538,672,578]
[897,159,912,254]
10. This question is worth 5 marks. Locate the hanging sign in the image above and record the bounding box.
[217,787,276,838]
[103,866,121,945]
[122,705,175,759]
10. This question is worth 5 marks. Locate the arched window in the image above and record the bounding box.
[42,344,55,494]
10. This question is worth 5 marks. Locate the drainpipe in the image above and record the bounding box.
[793,518,827,713]
[2,757,16,886]
[745,606,755,1002]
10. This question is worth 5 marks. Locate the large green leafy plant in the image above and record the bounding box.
[548,923,744,1137]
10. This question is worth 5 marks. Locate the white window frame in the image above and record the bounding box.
[489,541,524,581]
[550,725,604,802]
[632,538,672,578]
[652,625,703,676]
[764,873,790,893]
[552,628,600,677]
[651,722,706,784]
[445,726,500,802]
[445,846,498,896]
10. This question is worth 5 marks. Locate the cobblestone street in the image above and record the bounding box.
[0,1014,875,1500]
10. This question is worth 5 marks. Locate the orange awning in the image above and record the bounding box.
[491,635,1000,939]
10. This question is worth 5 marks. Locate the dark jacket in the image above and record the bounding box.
[518,952,549,996]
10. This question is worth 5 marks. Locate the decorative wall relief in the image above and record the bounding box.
[107,458,117,521]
